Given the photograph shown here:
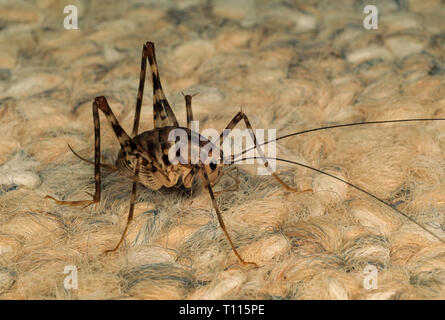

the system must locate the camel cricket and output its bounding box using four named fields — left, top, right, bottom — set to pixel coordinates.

left=46, top=41, right=445, bottom=266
